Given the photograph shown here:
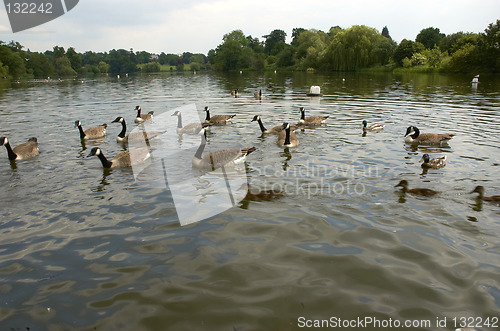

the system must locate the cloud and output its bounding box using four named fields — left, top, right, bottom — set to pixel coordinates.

left=0, top=0, right=499, bottom=54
